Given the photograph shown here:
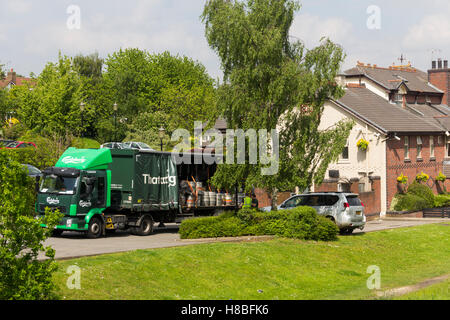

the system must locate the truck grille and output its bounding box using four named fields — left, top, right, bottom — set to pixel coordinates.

left=39, top=204, right=67, bottom=214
